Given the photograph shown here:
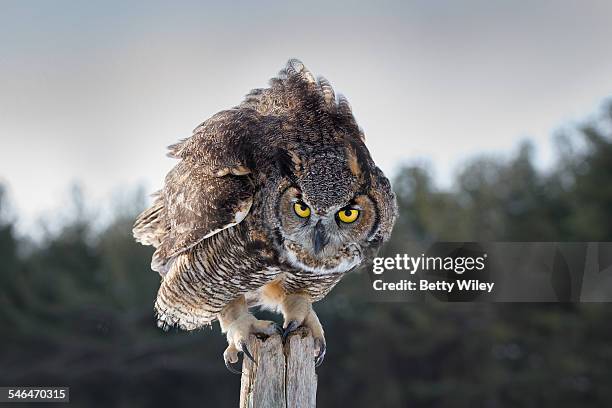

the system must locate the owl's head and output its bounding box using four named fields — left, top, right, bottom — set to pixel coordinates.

left=253, top=59, right=397, bottom=274
left=270, top=144, right=397, bottom=275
